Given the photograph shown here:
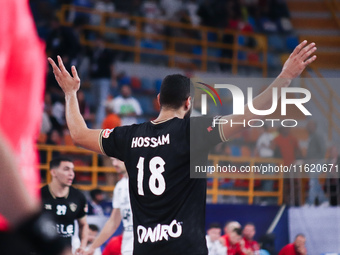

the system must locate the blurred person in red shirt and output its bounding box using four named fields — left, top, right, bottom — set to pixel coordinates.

left=272, top=127, right=302, bottom=166
left=102, top=235, right=123, bottom=255
left=221, top=227, right=245, bottom=255
left=242, top=223, right=260, bottom=255
left=0, top=0, right=72, bottom=254
left=279, top=234, right=307, bottom=255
